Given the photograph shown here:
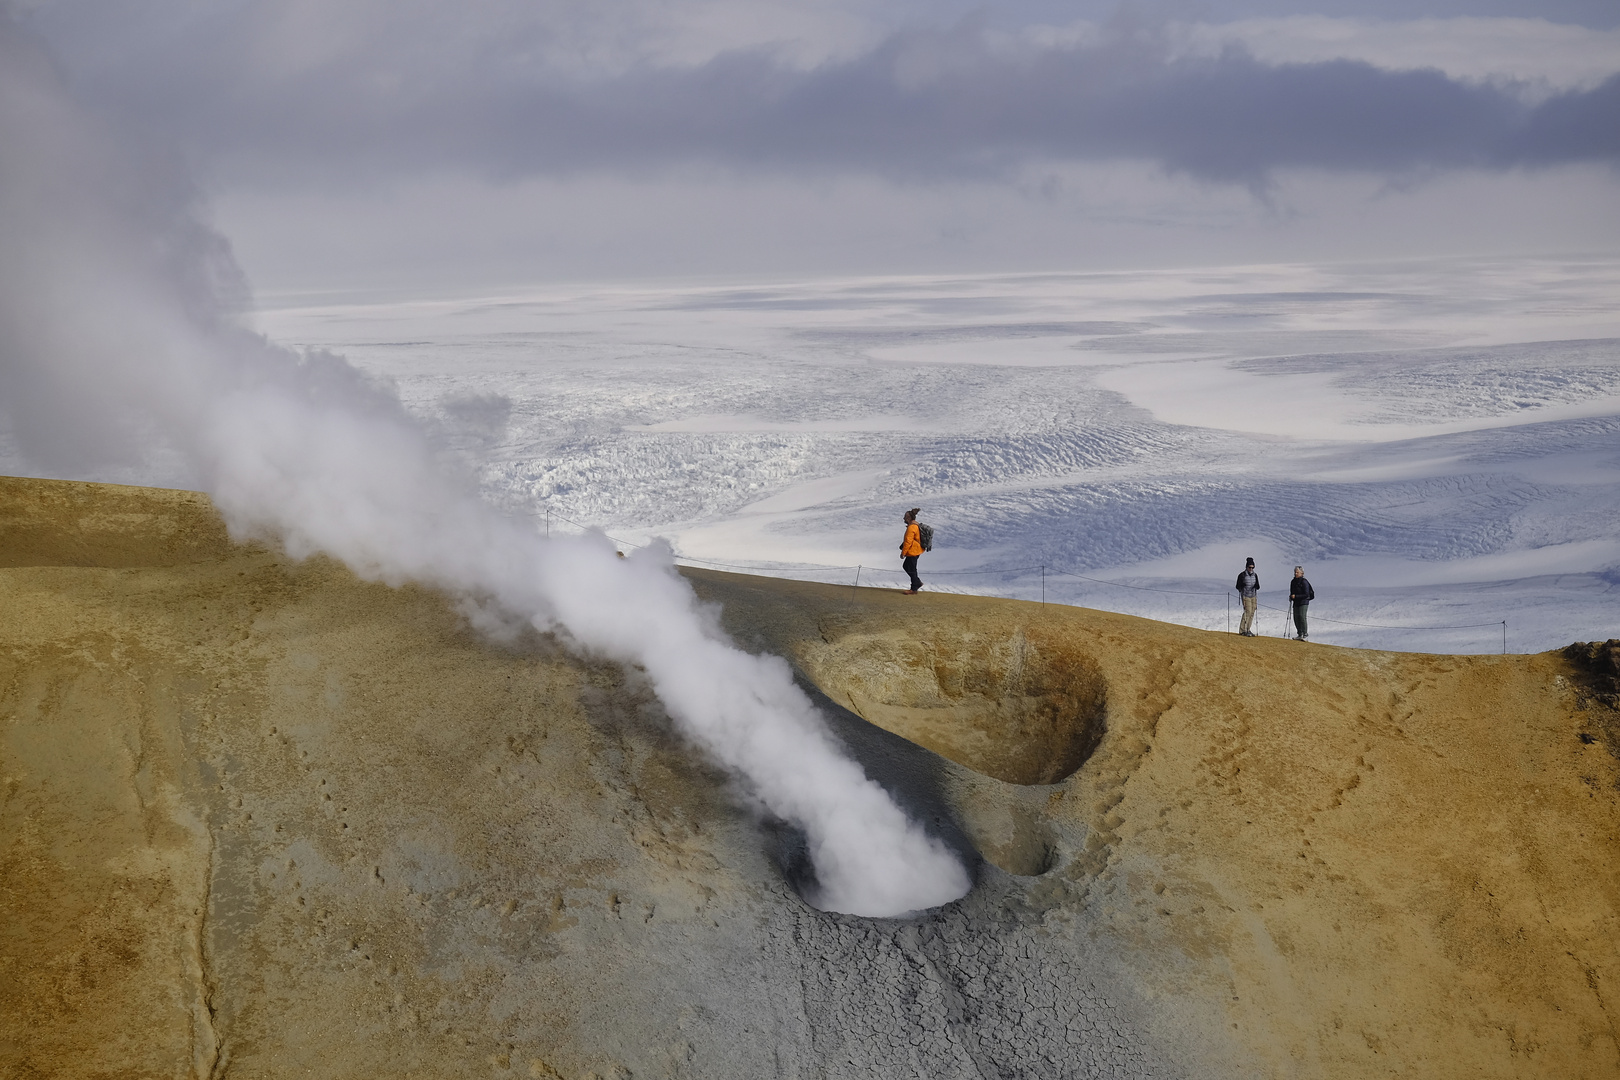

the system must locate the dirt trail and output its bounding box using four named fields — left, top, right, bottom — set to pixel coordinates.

left=3, top=476, right=1617, bottom=1079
